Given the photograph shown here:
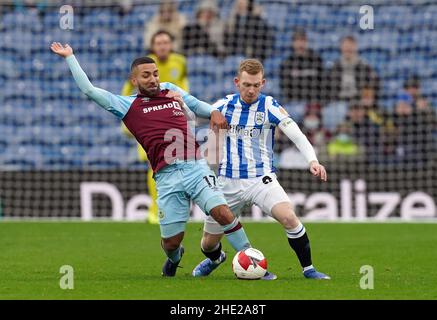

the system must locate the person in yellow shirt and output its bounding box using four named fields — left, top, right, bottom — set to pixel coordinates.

left=121, top=29, right=189, bottom=224
left=122, top=30, right=189, bottom=94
